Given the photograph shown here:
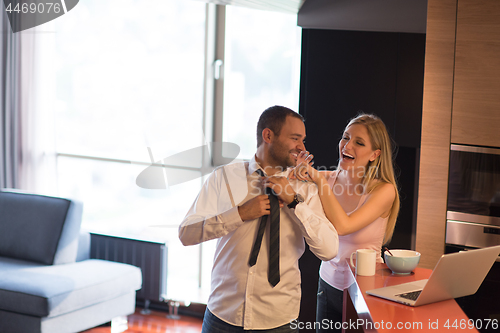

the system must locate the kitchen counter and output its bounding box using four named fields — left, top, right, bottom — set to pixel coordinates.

left=343, top=262, right=480, bottom=332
